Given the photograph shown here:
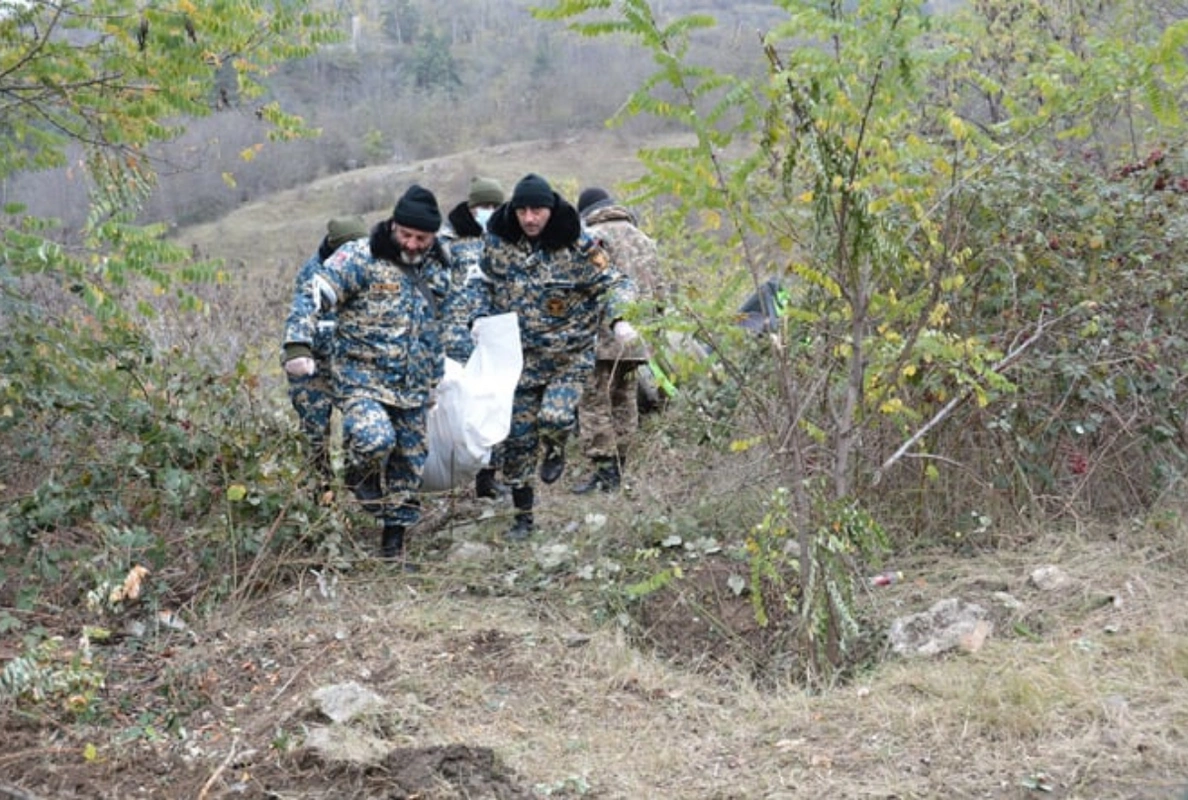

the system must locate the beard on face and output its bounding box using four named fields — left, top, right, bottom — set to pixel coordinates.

left=399, top=248, right=425, bottom=266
